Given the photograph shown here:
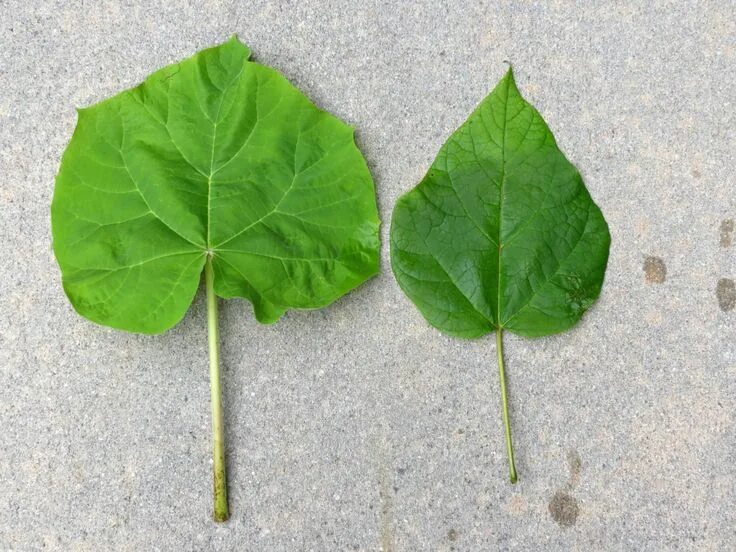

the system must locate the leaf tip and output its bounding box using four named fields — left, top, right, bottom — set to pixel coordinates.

left=503, top=62, right=515, bottom=80
left=226, top=34, right=252, bottom=59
